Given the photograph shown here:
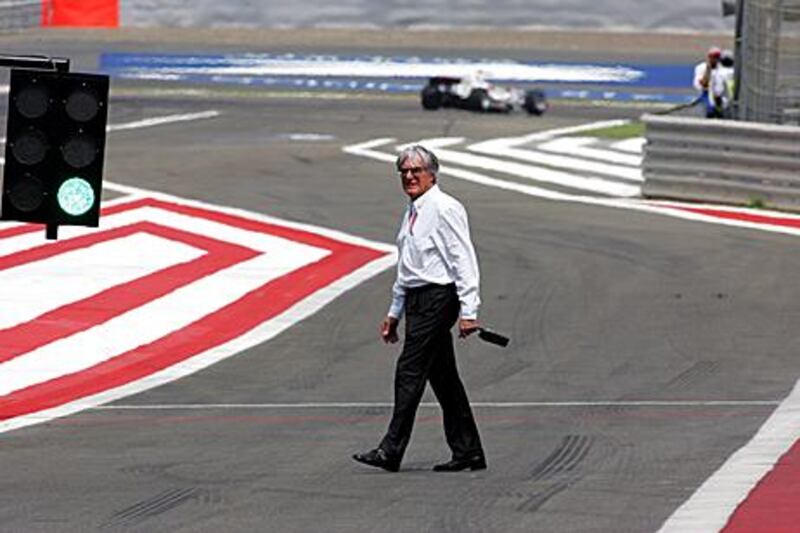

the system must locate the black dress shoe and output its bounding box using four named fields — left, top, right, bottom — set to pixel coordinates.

left=433, top=454, right=487, bottom=472
left=352, top=448, right=400, bottom=472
